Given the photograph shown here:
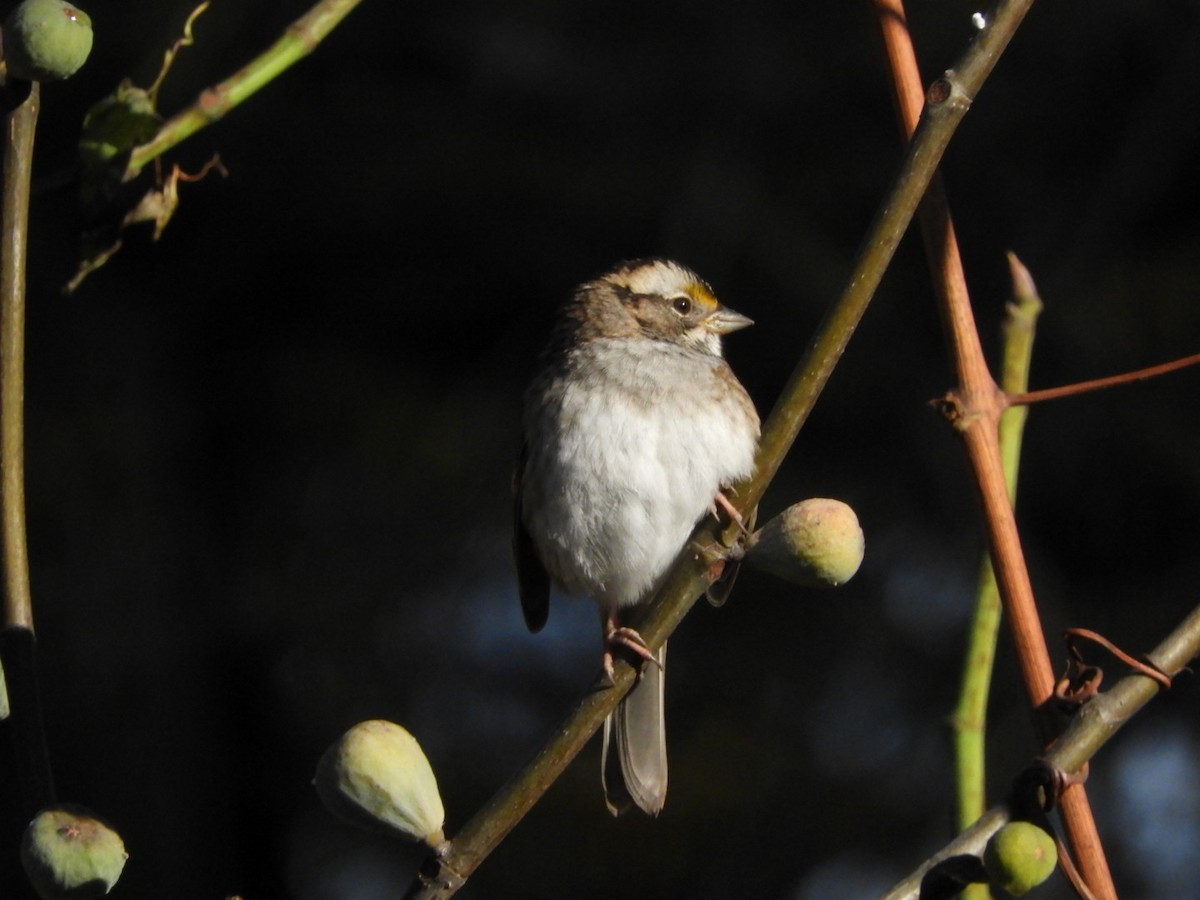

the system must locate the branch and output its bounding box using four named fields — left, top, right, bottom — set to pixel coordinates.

left=404, top=2, right=1040, bottom=896
left=1, top=78, right=56, bottom=835
left=1007, top=351, right=1200, bottom=406
left=869, top=0, right=1115, bottom=893
left=742, top=0, right=1035, bottom=512
left=882, top=600, right=1200, bottom=899
left=123, top=0, right=368, bottom=179
left=1, top=82, right=37, bottom=633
